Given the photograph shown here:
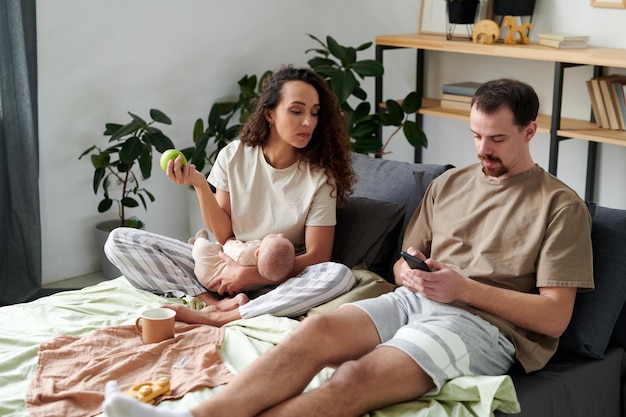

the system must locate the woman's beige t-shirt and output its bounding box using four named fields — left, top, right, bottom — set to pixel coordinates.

left=208, top=140, right=336, bottom=254
left=403, top=163, right=594, bottom=372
